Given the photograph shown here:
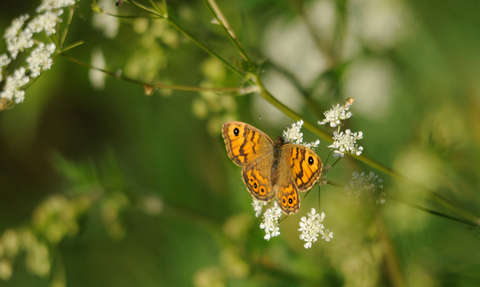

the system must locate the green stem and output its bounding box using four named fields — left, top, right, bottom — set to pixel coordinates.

left=59, top=6, right=75, bottom=50
left=390, top=197, right=476, bottom=227
left=126, top=0, right=164, bottom=17
left=60, top=53, right=243, bottom=93
left=166, top=17, right=246, bottom=78
left=202, top=0, right=252, bottom=65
